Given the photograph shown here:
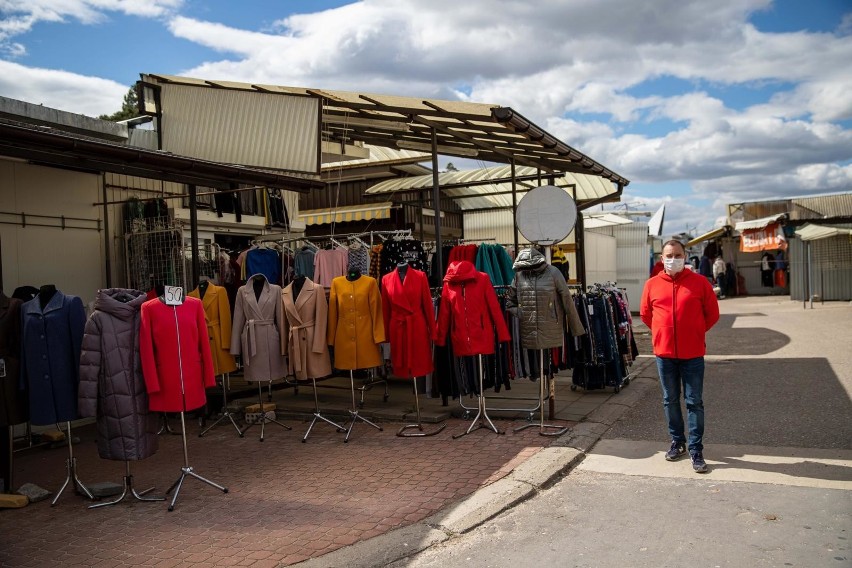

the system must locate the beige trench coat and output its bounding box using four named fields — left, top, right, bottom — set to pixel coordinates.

left=230, top=276, right=287, bottom=382
left=281, top=278, right=332, bottom=380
